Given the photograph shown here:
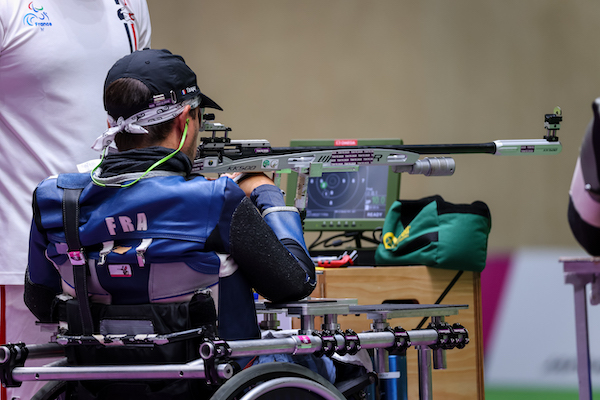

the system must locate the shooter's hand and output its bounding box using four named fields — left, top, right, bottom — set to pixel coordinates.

left=222, top=172, right=275, bottom=197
